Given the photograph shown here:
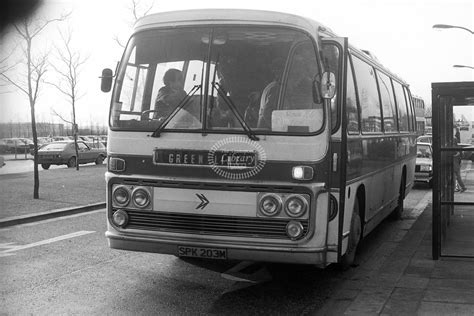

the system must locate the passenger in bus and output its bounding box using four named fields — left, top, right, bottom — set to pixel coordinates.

left=154, top=68, right=187, bottom=120
left=257, top=57, right=284, bottom=129
left=283, top=47, right=319, bottom=111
